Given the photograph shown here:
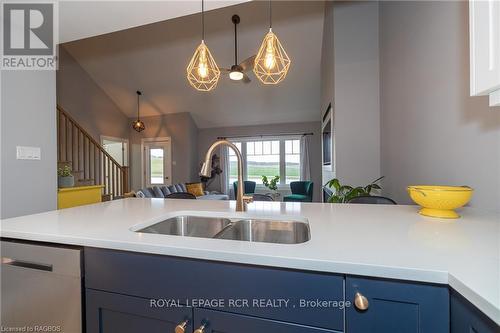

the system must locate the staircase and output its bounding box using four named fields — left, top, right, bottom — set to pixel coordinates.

left=57, top=106, right=129, bottom=200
